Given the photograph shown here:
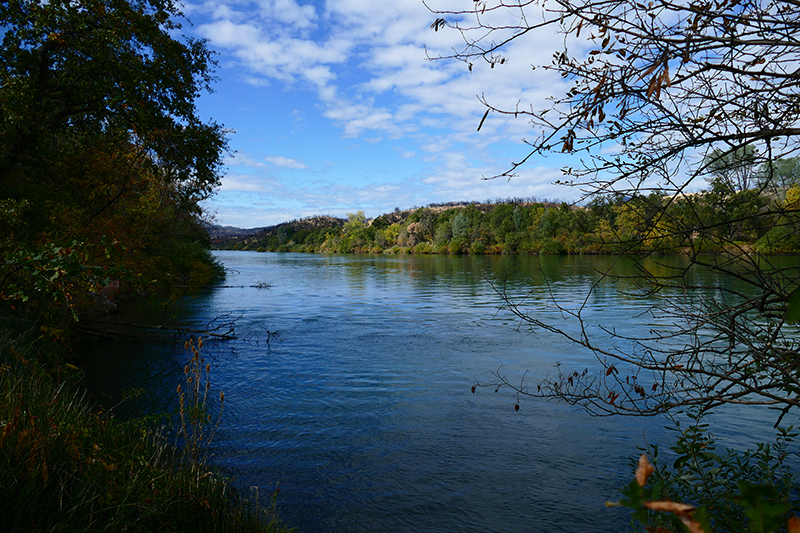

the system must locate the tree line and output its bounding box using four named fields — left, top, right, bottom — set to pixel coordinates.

left=224, top=172, right=800, bottom=257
